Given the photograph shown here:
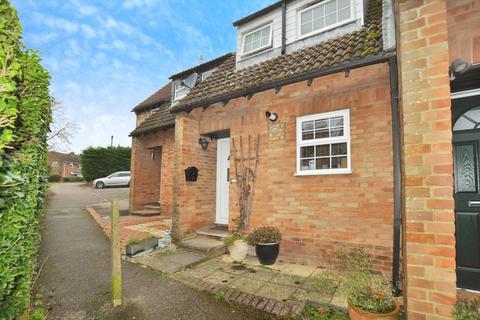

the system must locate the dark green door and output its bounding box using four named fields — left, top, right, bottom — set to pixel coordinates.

left=453, top=96, right=480, bottom=291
